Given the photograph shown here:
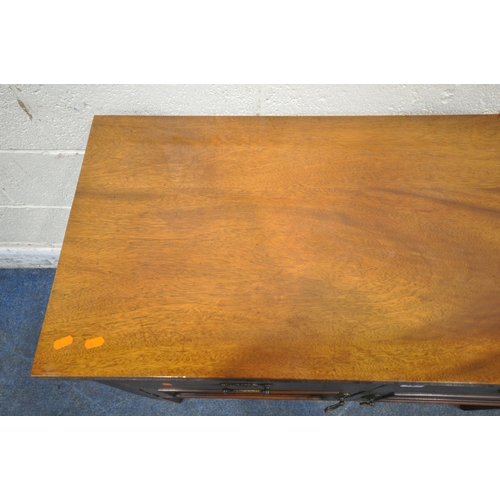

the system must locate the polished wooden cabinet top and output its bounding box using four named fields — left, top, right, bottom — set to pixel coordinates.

left=32, top=115, right=500, bottom=384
